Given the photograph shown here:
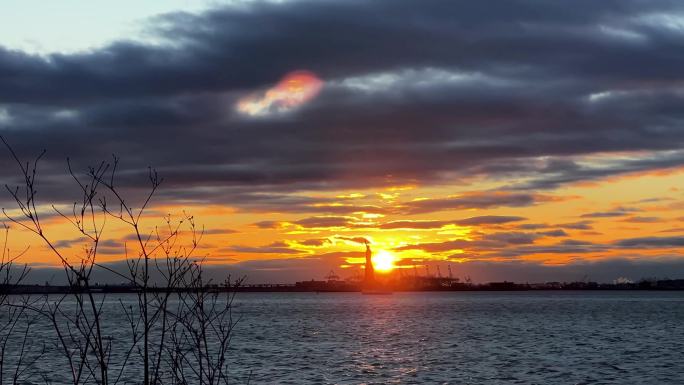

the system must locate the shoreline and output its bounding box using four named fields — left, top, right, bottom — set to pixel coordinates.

left=3, top=278, right=684, bottom=294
